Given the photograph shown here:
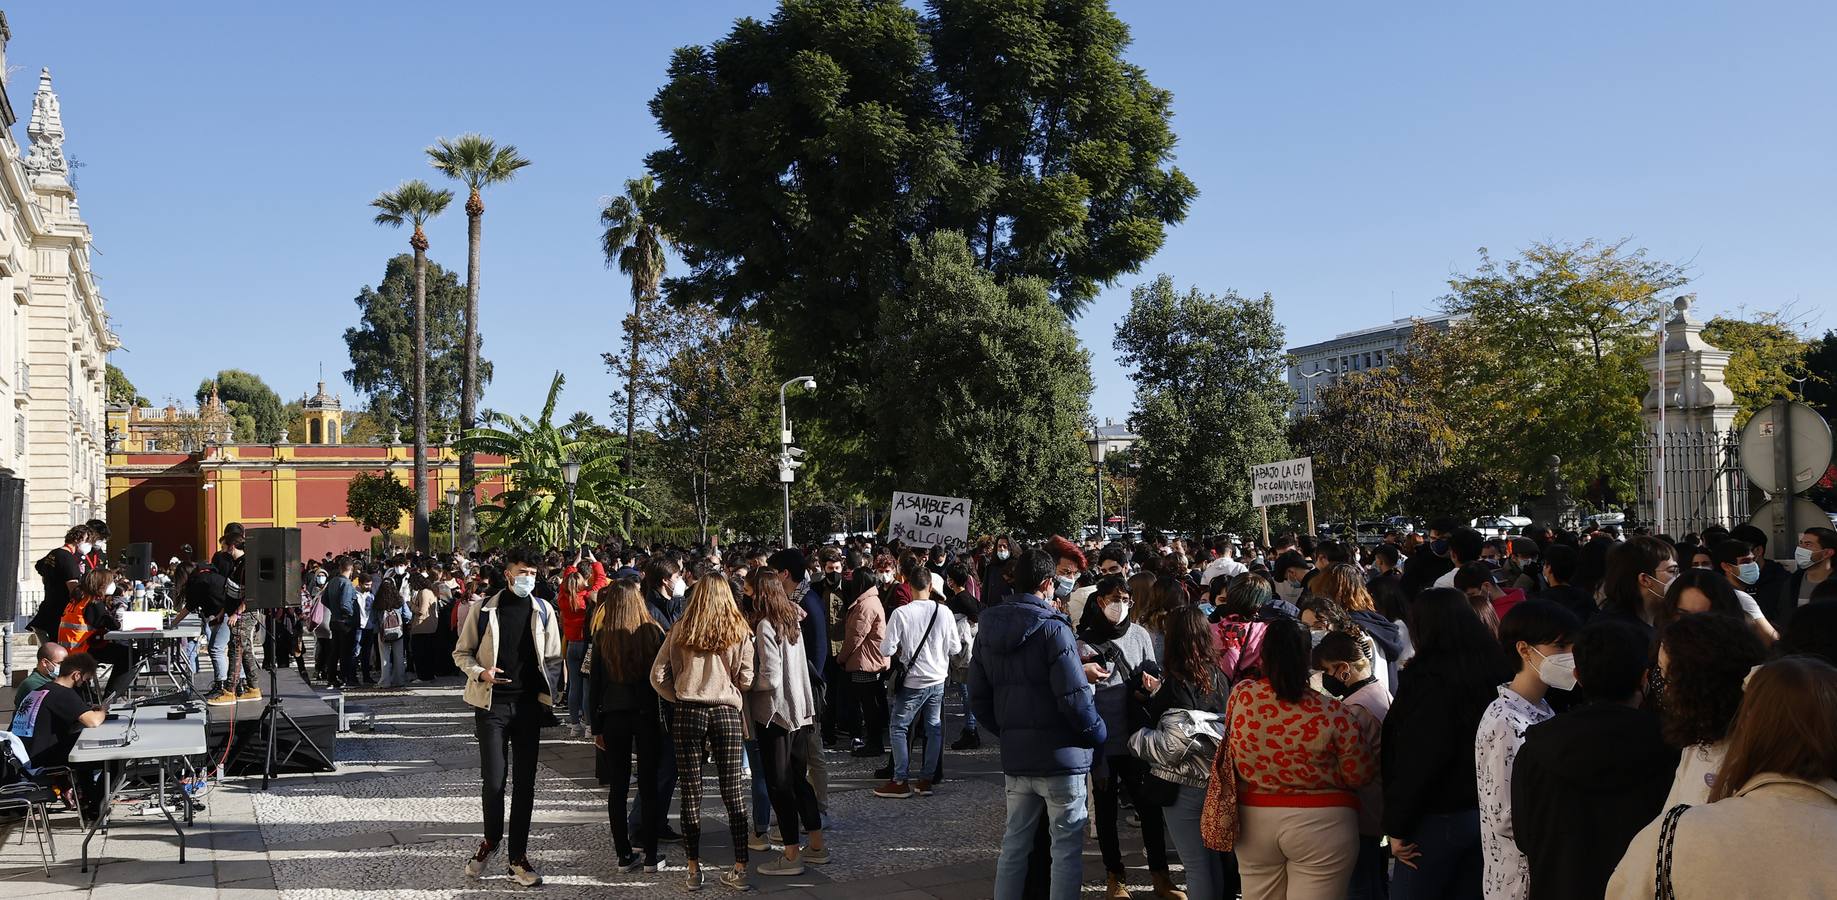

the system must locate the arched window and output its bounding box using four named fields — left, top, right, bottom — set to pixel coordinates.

left=309, top=419, right=322, bottom=444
